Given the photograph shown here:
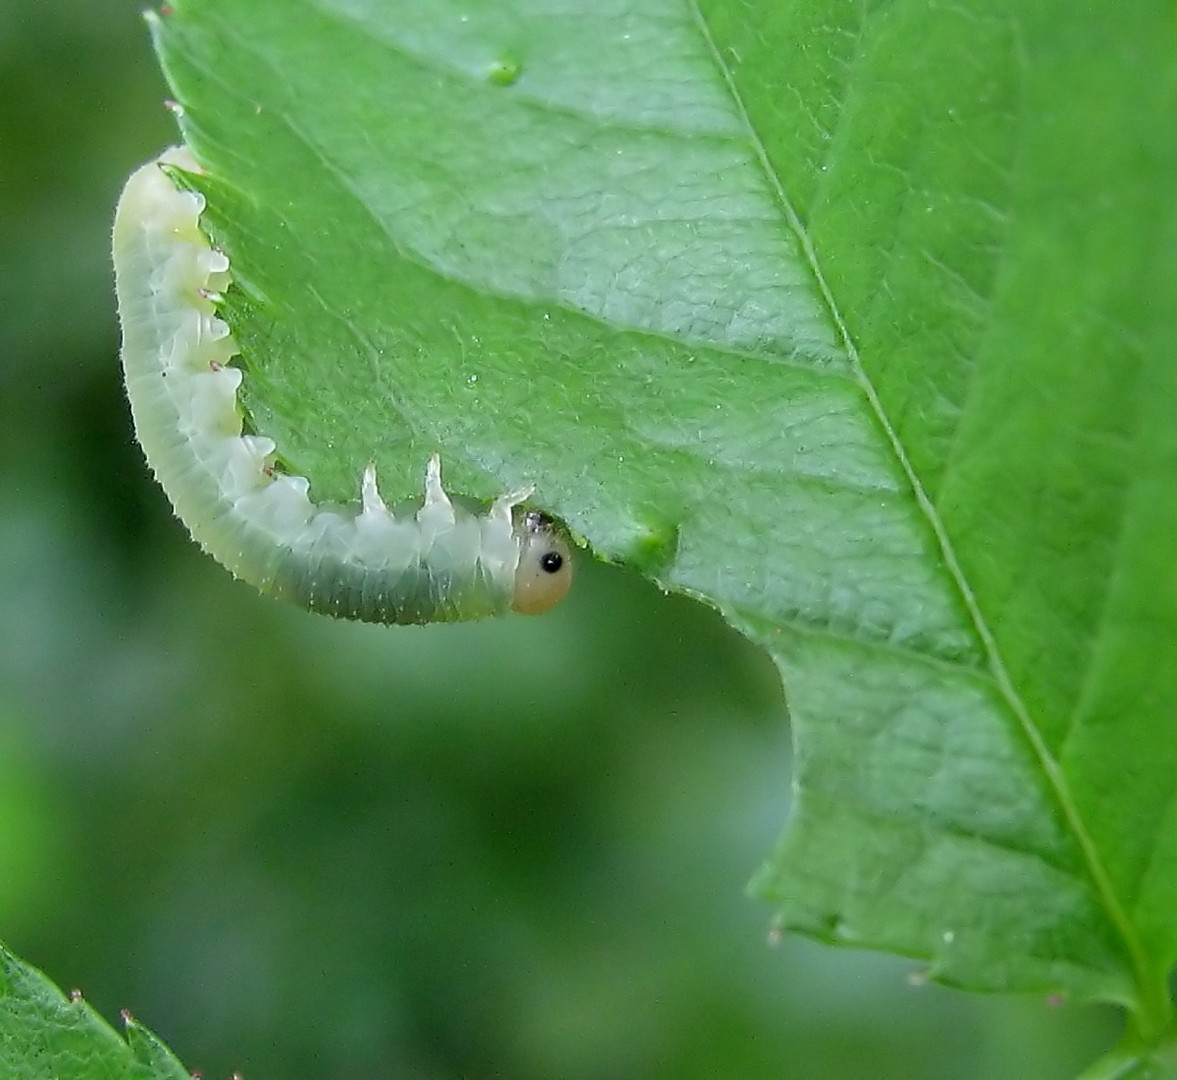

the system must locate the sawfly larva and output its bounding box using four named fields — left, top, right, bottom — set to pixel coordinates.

left=112, top=147, right=573, bottom=624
